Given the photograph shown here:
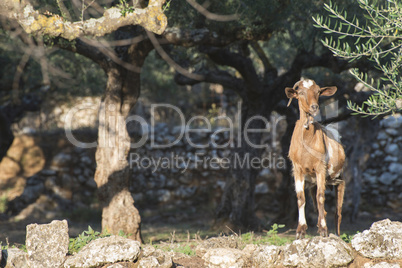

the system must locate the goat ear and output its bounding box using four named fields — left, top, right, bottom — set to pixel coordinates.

left=285, top=87, right=298, bottom=99
left=320, top=86, right=337, bottom=96
left=285, top=87, right=298, bottom=107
